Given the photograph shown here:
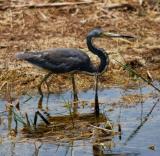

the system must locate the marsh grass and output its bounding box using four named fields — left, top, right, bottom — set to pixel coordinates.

left=0, top=0, right=160, bottom=97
